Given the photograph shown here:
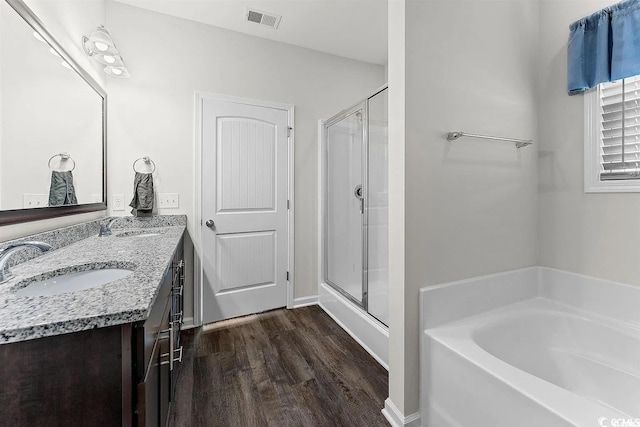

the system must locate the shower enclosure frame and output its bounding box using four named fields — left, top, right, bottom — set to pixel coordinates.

left=319, top=84, right=388, bottom=318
